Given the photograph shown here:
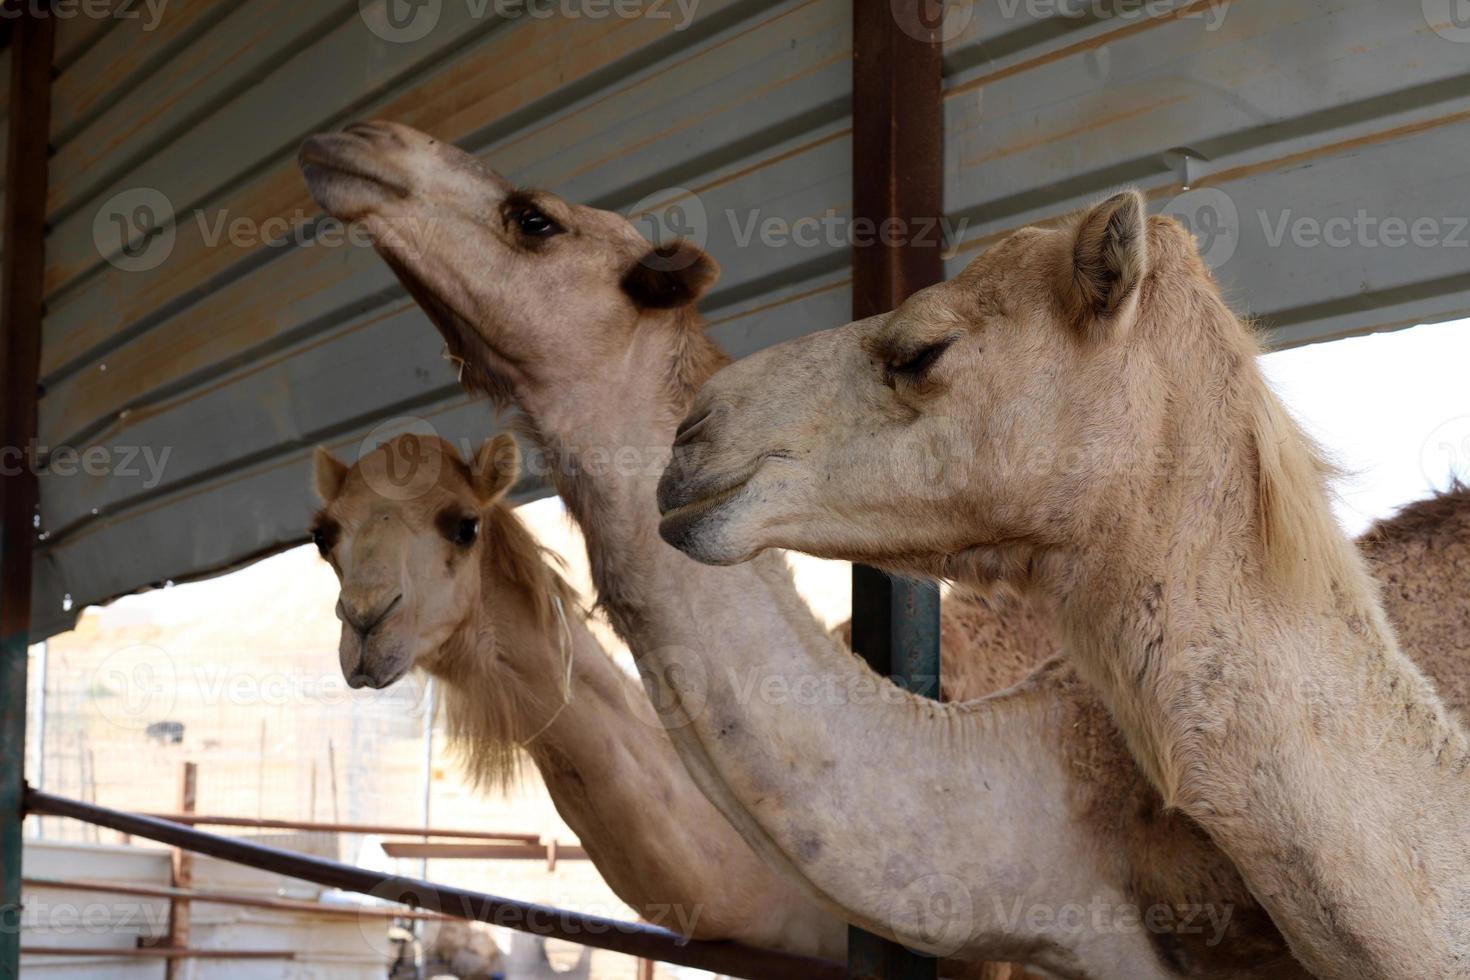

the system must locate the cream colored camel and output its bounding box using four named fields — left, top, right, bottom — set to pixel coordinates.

left=658, top=191, right=1470, bottom=977
left=308, top=431, right=845, bottom=960
left=298, top=122, right=1469, bottom=976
